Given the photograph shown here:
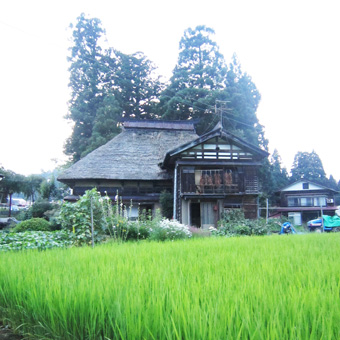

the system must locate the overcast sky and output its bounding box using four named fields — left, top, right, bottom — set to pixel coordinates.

left=1, top=0, right=339, bottom=181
